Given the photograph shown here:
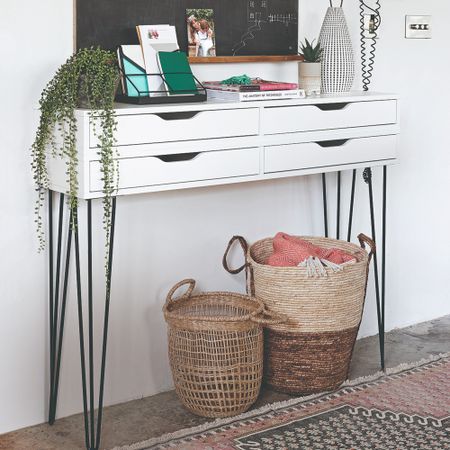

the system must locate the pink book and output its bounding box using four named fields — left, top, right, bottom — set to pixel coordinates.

left=253, top=79, right=298, bottom=91
left=203, top=79, right=298, bottom=92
